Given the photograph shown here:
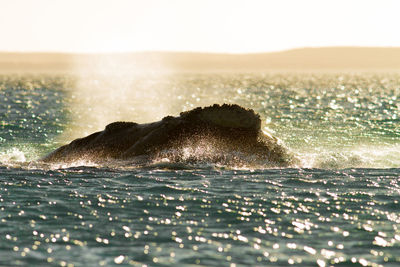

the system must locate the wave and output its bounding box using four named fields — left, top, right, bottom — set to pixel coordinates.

left=2, top=143, right=400, bottom=170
